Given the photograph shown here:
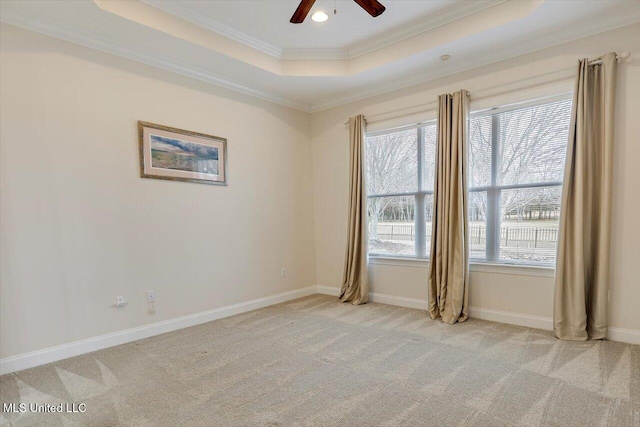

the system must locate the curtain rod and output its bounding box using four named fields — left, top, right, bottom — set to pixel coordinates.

left=343, top=52, right=631, bottom=126
left=588, top=51, right=631, bottom=66
left=343, top=92, right=470, bottom=126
